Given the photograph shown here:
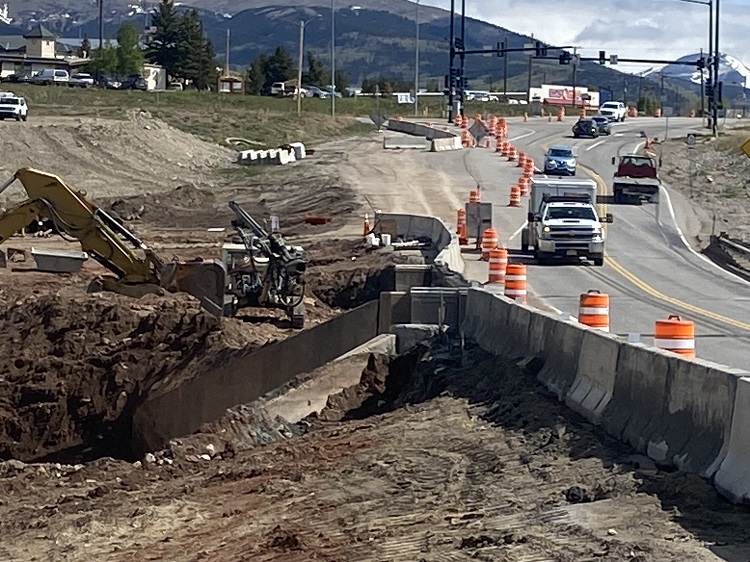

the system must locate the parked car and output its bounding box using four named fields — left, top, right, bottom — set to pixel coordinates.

left=591, top=115, right=612, bottom=135
left=97, top=75, right=122, bottom=89
left=324, top=85, right=343, bottom=98
left=1, top=72, right=32, bottom=83
left=543, top=145, right=577, bottom=176
left=120, top=74, right=147, bottom=91
left=270, top=81, right=286, bottom=96
left=31, top=68, right=69, bottom=85
left=68, top=73, right=94, bottom=88
left=572, top=118, right=600, bottom=138
left=303, top=85, right=328, bottom=98
left=0, top=95, right=28, bottom=121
